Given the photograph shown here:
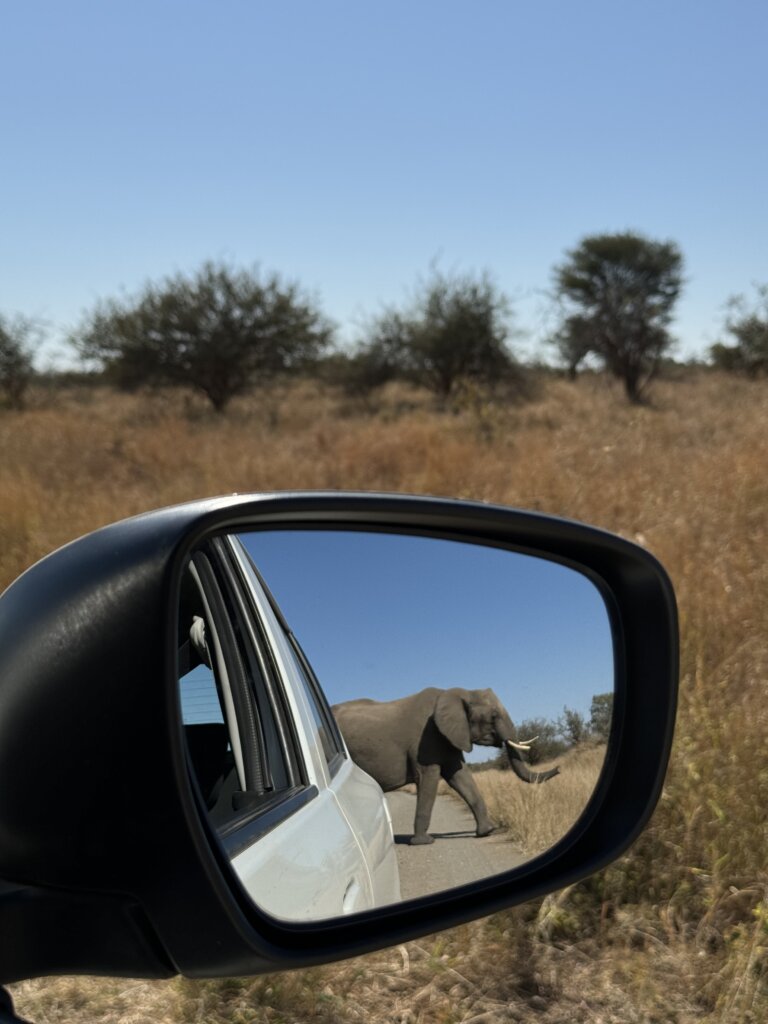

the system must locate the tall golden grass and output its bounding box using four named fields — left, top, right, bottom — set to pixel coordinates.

left=5, top=370, right=768, bottom=1022
left=475, top=745, right=605, bottom=859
